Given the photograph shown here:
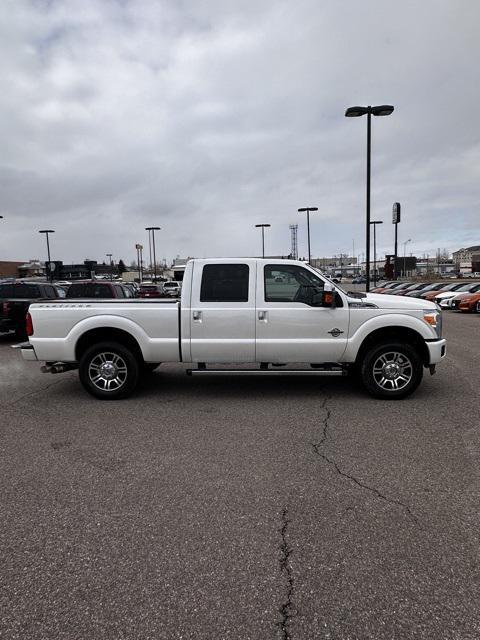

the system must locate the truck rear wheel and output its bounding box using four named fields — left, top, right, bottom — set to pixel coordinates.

left=79, top=341, right=140, bottom=400
left=360, top=342, right=423, bottom=399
